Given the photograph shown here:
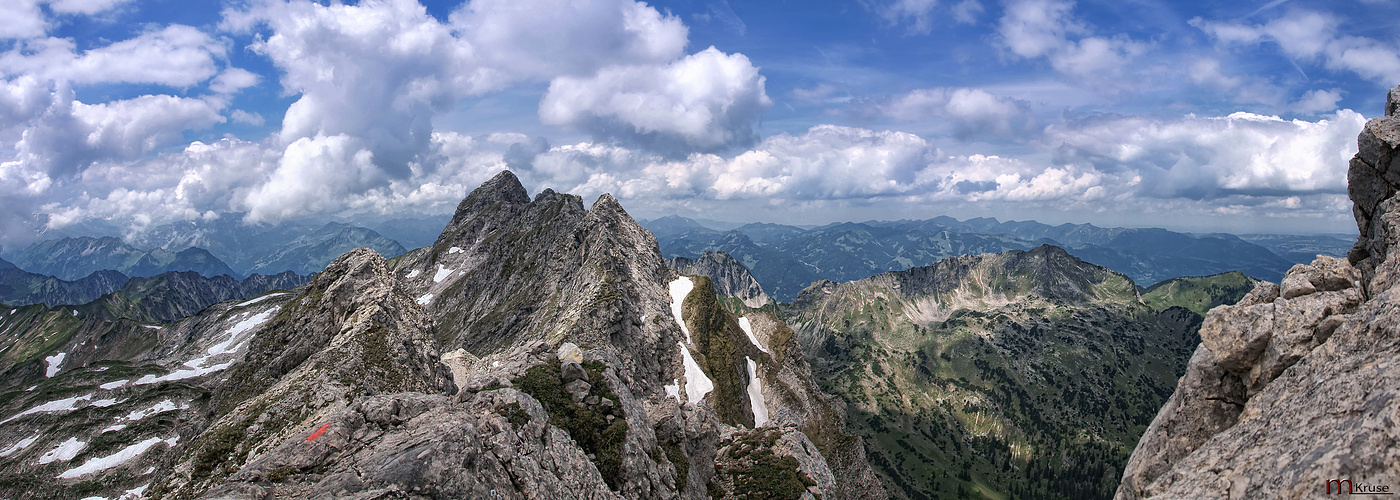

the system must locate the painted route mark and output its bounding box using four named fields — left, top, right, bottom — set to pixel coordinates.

left=307, top=422, right=332, bottom=442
